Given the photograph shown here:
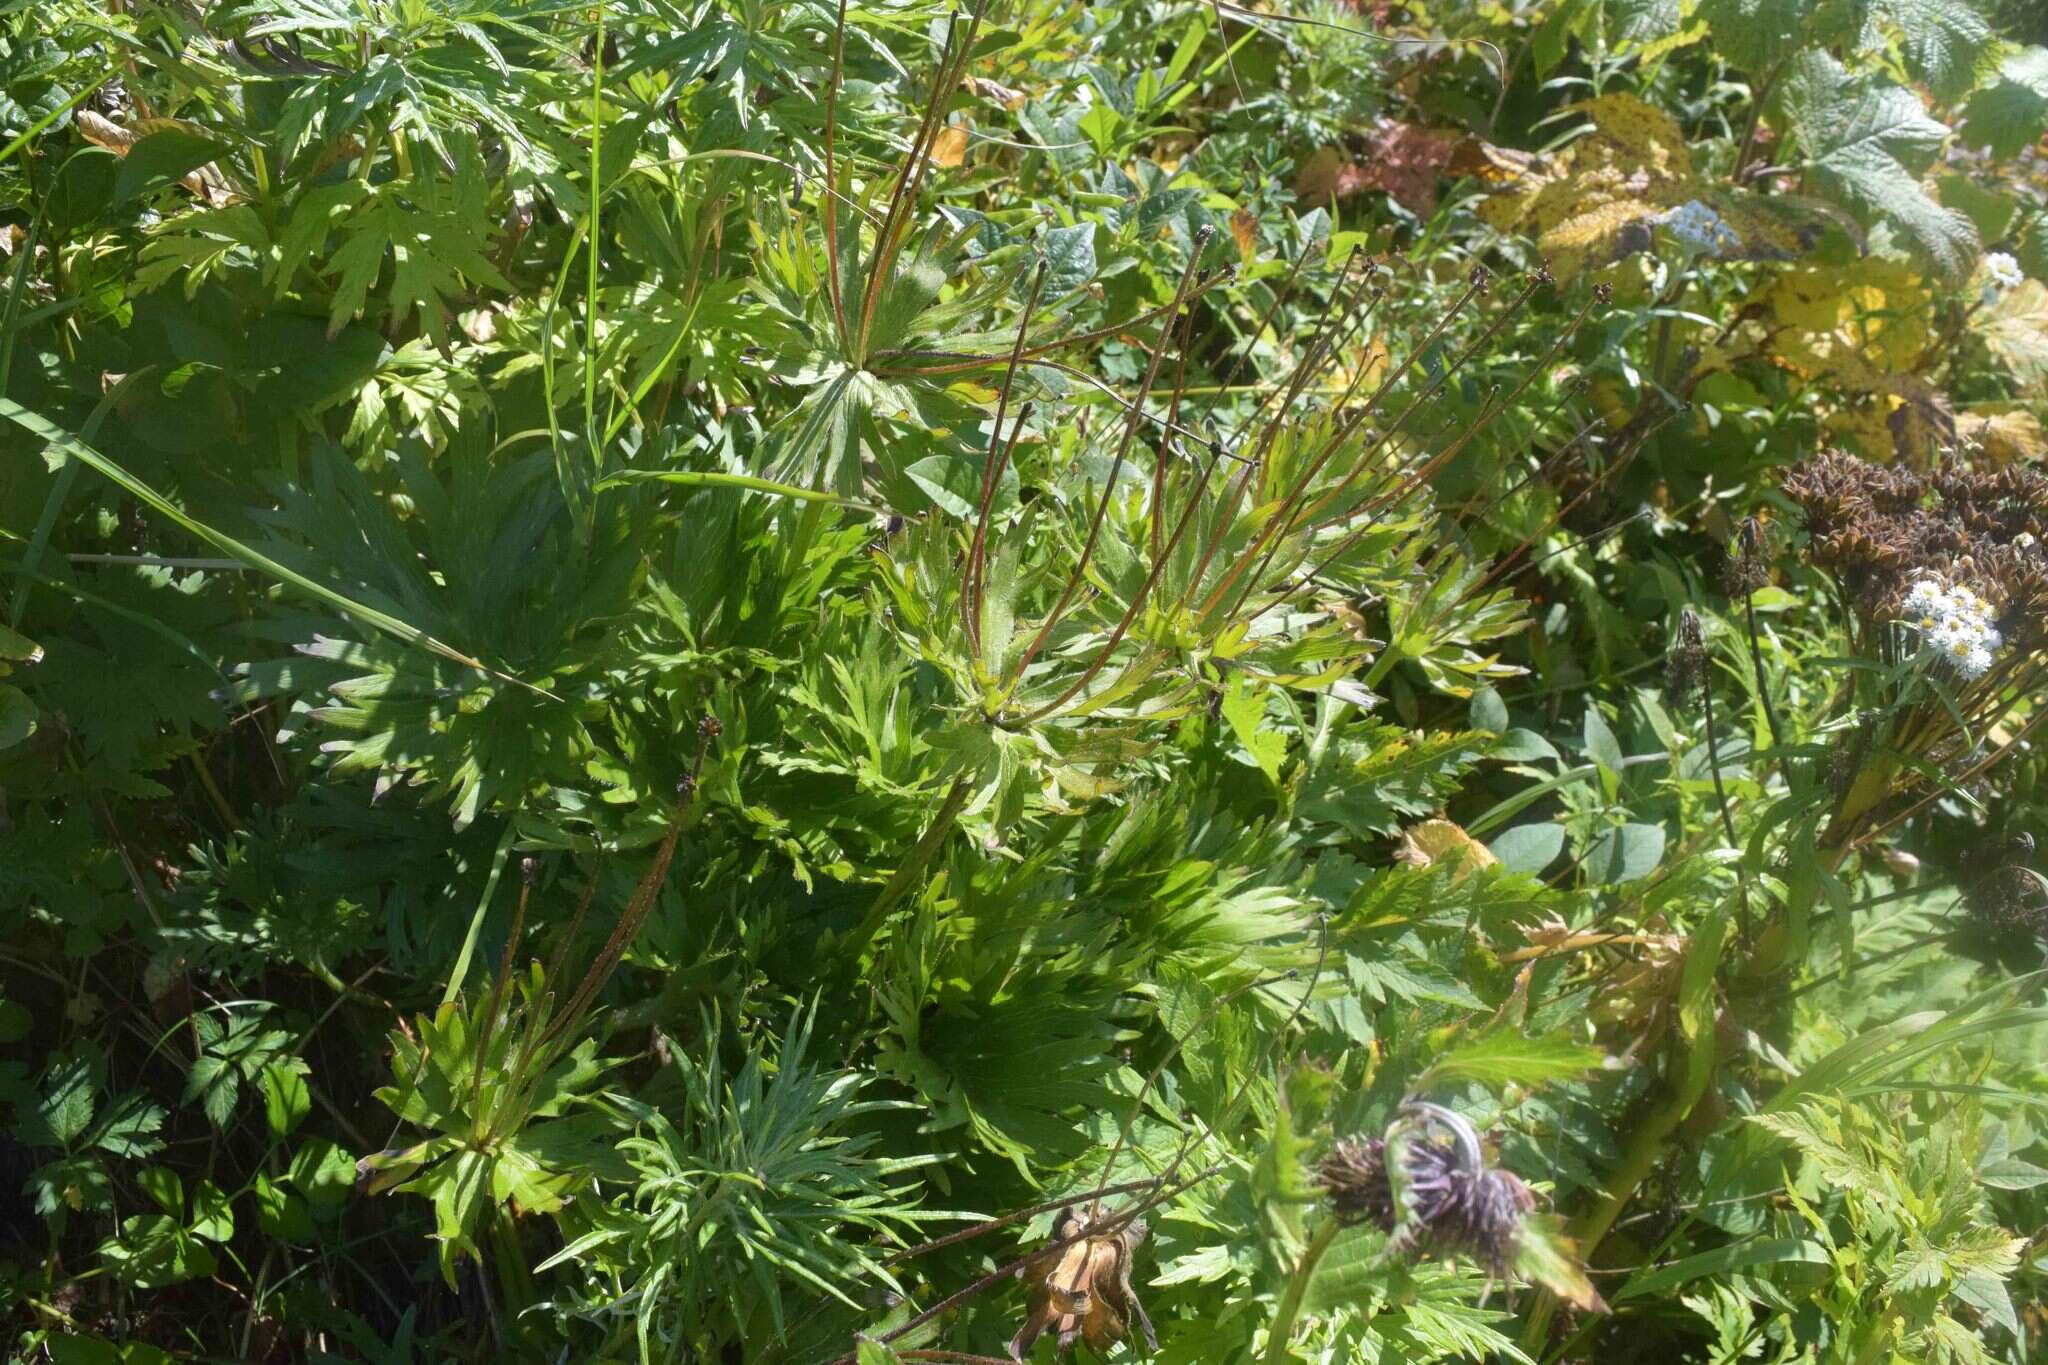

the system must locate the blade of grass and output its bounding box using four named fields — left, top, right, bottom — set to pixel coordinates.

left=595, top=469, right=883, bottom=512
